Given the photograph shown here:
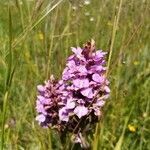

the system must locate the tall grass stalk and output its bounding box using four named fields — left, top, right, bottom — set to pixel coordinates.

left=46, top=6, right=59, bottom=78
left=114, top=104, right=134, bottom=150
left=1, top=92, right=8, bottom=150
left=11, top=0, right=64, bottom=50
left=1, top=6, right=13, bottom=150
left=106, top=0, right=123, bottom=76
left=93, top=0, right=123, bottom=149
